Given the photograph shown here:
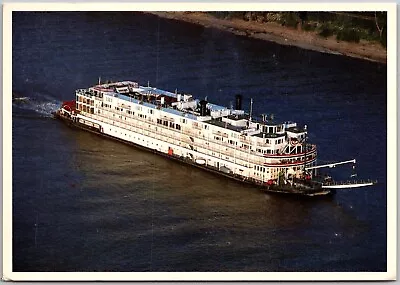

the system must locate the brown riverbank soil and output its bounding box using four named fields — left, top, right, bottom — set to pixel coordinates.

left=146, top=12, right=386, bottom=64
